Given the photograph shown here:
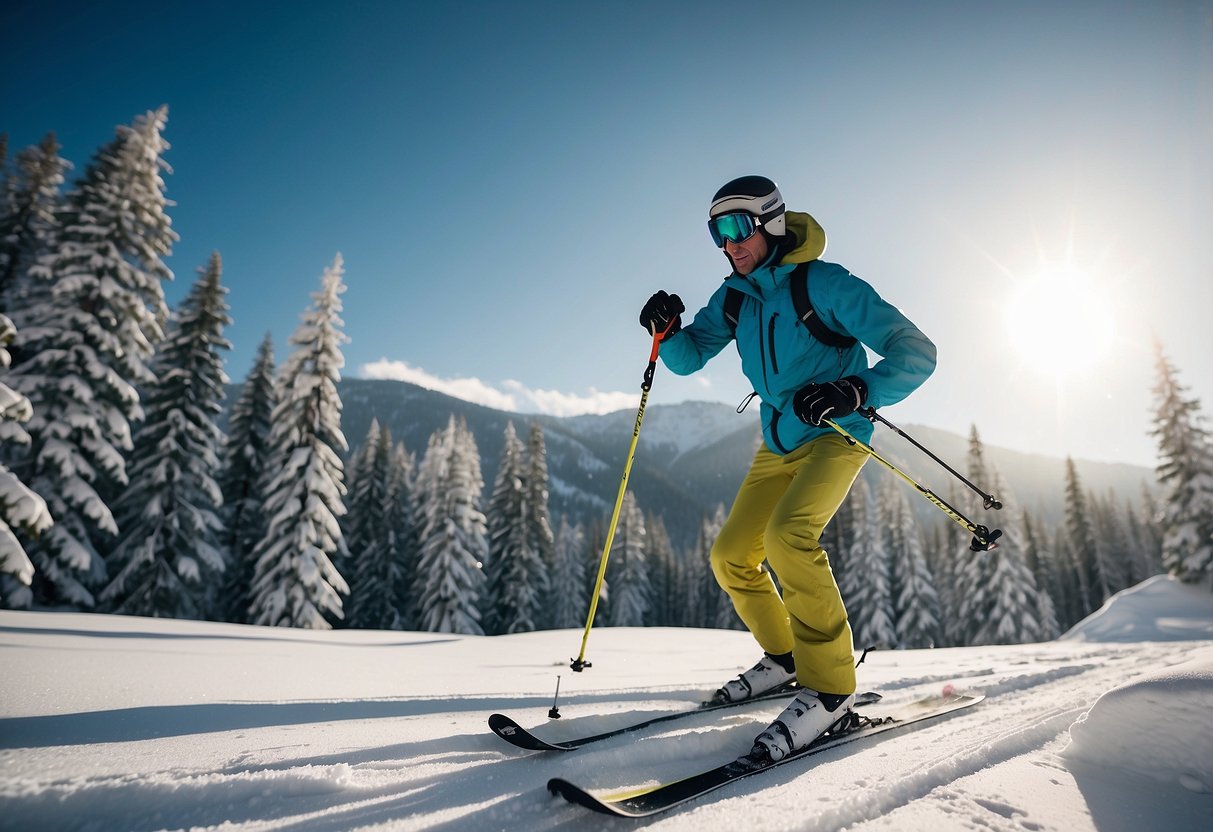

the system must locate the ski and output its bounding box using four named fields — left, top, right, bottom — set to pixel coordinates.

left=490, top=689, right=881, bottom=752
left=547, top=690, right=983, bottom=817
